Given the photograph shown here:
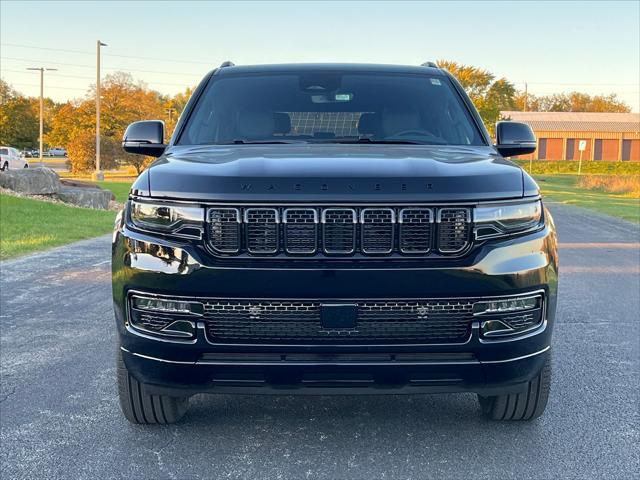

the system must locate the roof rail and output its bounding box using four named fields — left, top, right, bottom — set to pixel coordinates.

left=219, top=61, right=235, bottom=68
left=421, top=61, right=438, bottom=68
